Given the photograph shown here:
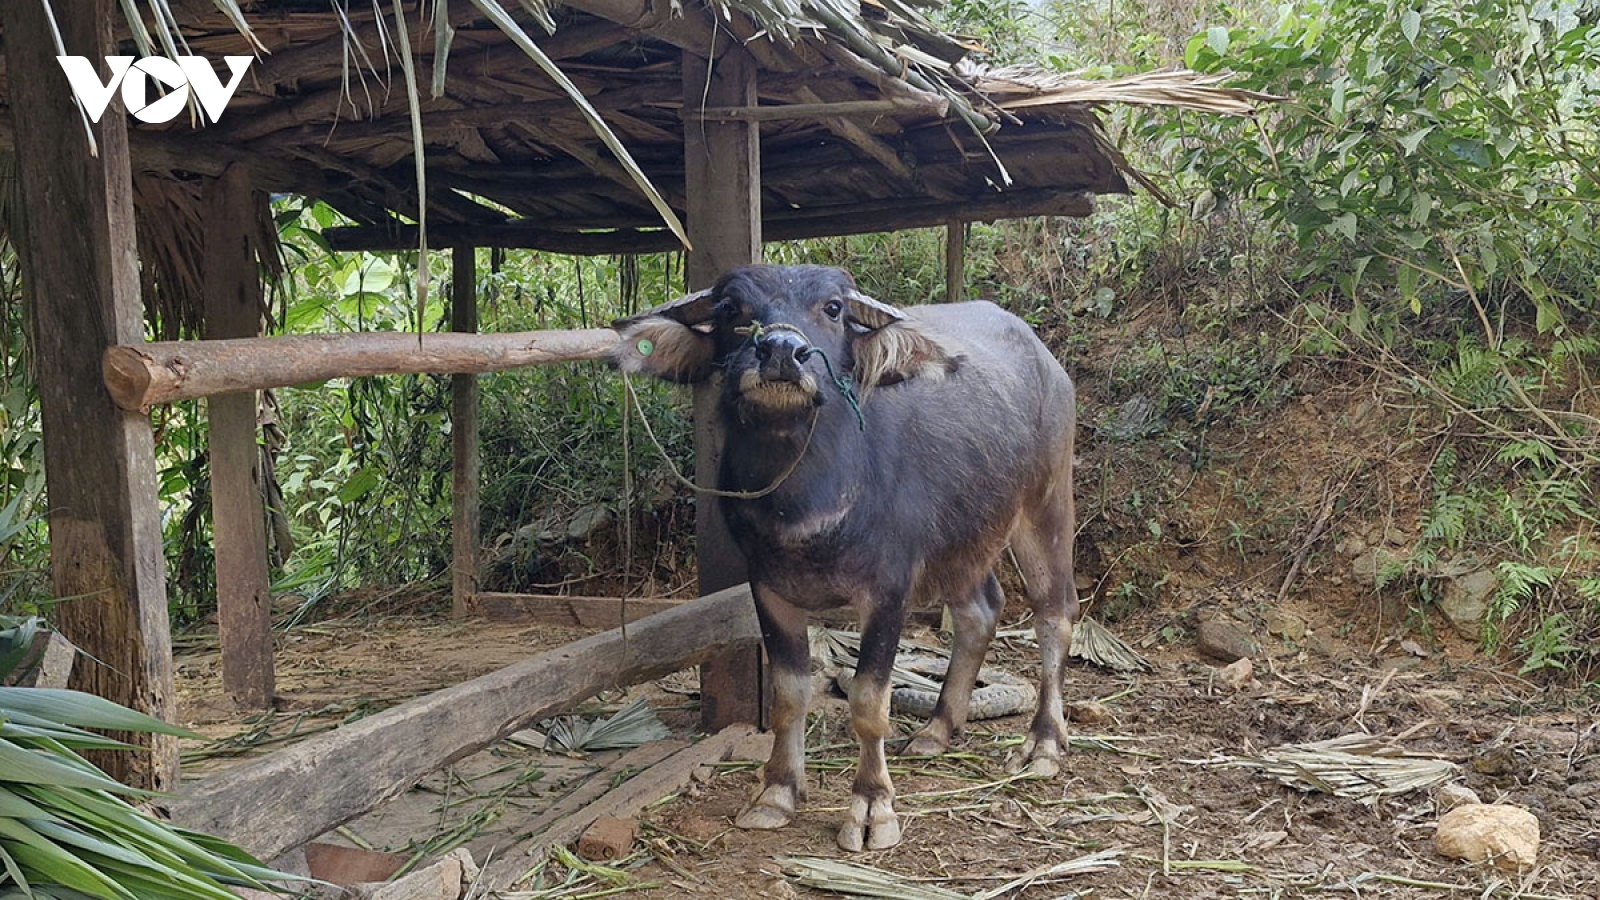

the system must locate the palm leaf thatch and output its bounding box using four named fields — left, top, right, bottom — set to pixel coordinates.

left=1192, top=733, right=1459, bottom=803
left=0, top=1, right=1272, bottom=336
